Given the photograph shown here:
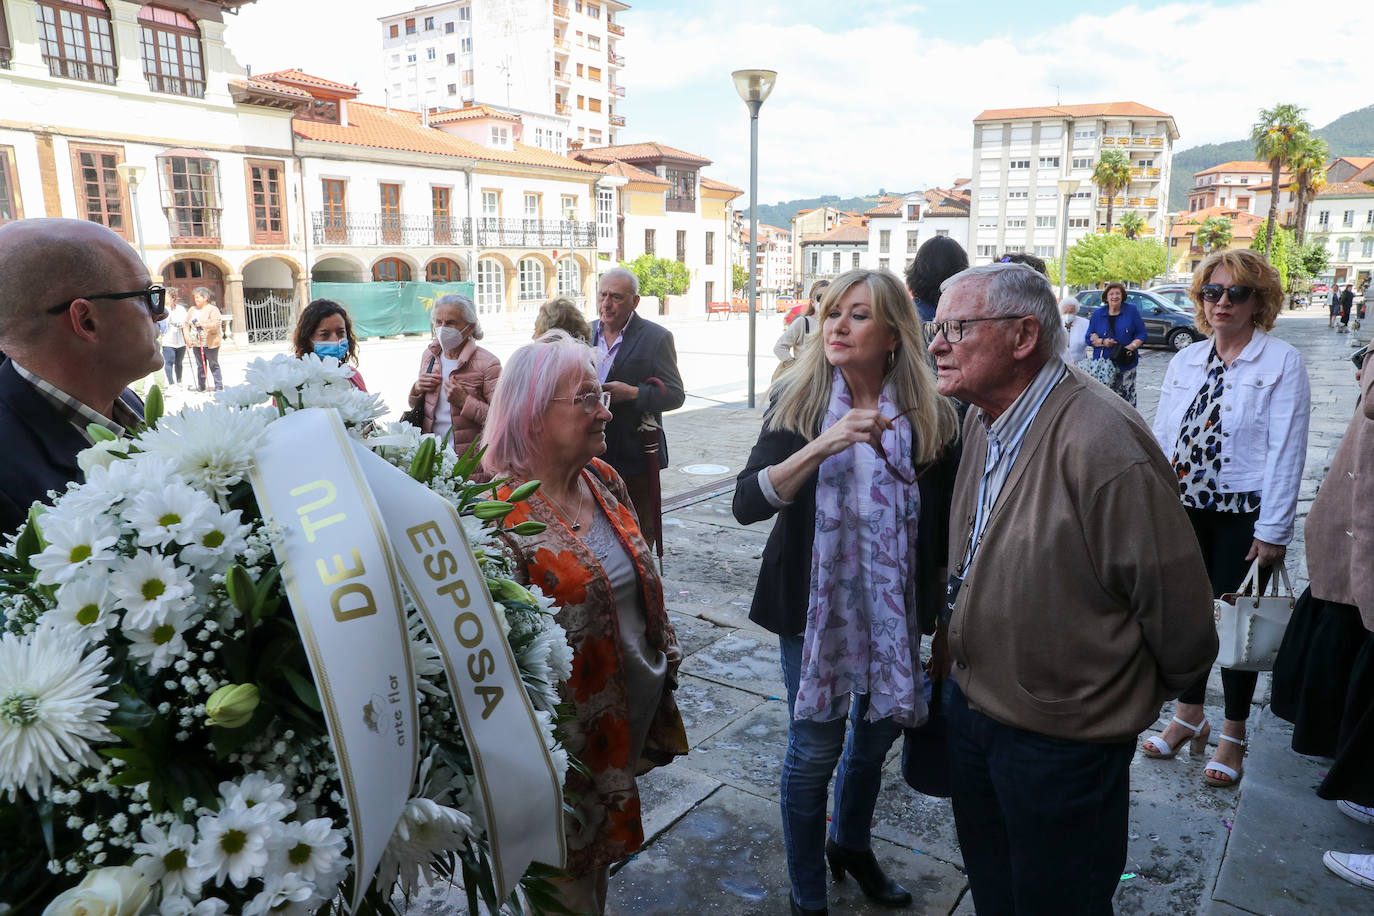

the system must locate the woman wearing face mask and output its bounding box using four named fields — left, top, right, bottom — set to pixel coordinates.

left=291, top=299, right=366, bottom=391
left=407, top=293, right=501, bottom=456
